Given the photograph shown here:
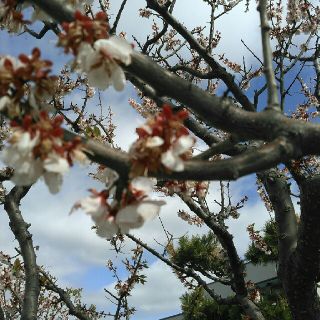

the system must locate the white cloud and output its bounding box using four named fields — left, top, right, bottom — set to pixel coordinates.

left=88, top=259, right=185, bottom=319
left=129, top=260, right=185, bottom=314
